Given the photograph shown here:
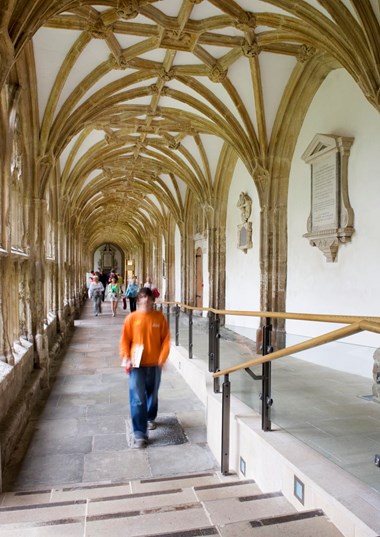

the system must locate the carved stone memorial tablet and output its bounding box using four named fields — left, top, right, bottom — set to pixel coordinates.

left=237, top=192, right=253, bottom=253
left=302, top=134, right=354, bottom=262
